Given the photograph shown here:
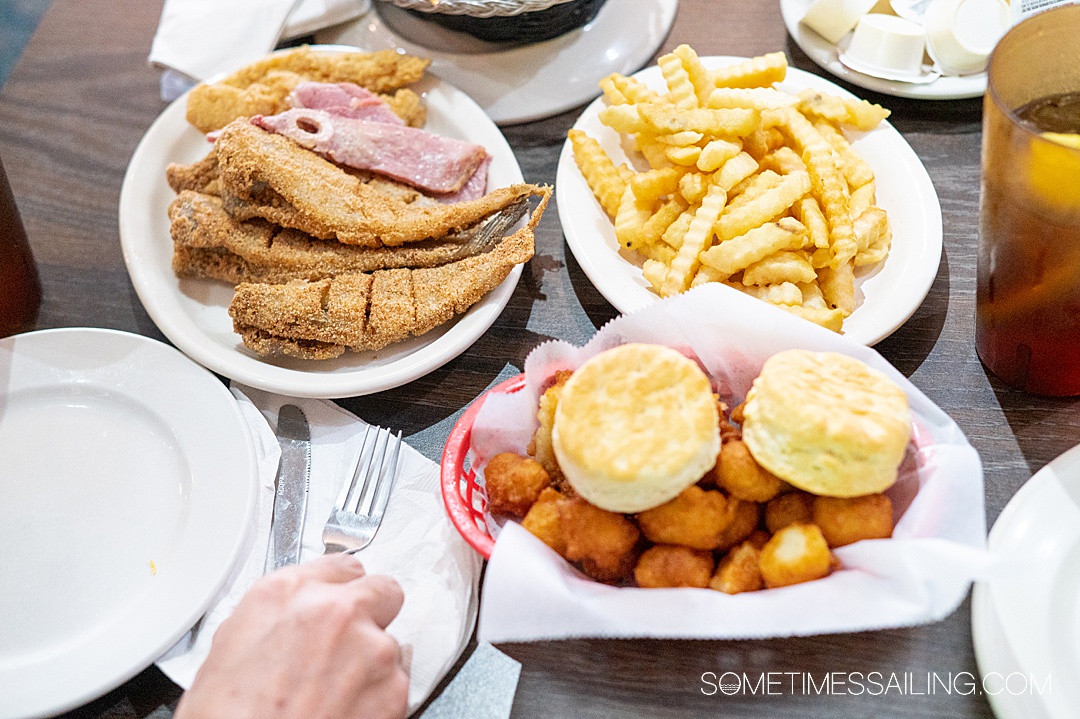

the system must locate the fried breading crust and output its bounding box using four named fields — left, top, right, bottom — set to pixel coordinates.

left=215, top=120, right=542, bottom=247
left=185, top=47, right=430, bottom=133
